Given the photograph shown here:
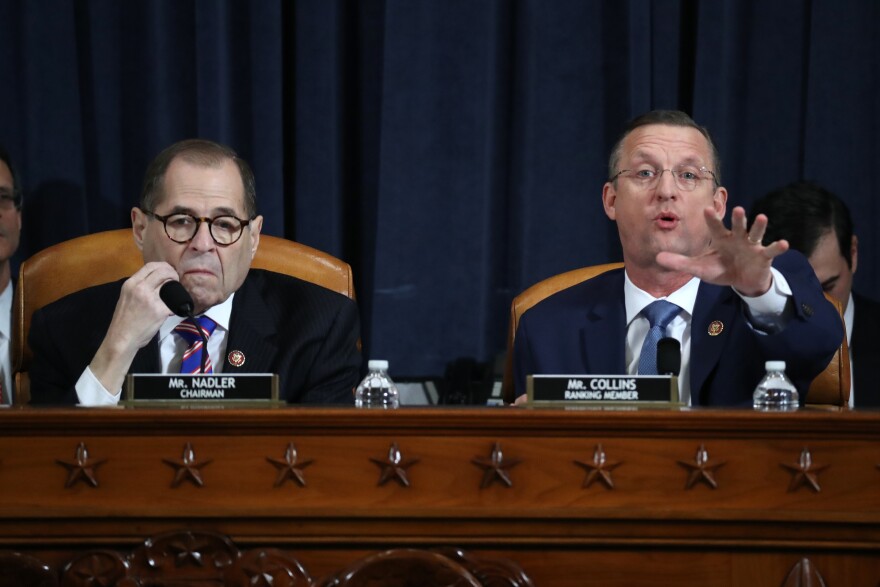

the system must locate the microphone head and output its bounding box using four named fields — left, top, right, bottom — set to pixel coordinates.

left=159, top=281, right=194, bottom=317
left=657, top=337, right=681, bottom=376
